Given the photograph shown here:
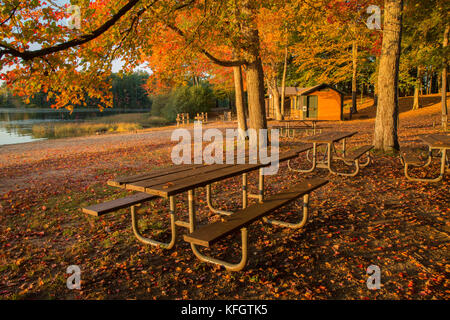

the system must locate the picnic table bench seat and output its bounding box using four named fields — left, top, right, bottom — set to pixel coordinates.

left=184, top=177, right=328, bottom=270
left=83, top=192, right=178, bottom=249
left=82, top=192, right=157, bottom=216
left=400, top=134, right=449, bottom=182
left=330, top=144, right=373, bottom=177
left=400, top=150, right=423, bottom=165
left=343, top=145, right=374, bottom=162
